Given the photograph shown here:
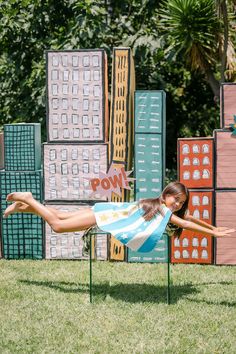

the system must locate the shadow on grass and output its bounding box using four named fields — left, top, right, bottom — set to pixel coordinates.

left=185, top=297, right=236, bottom=308
left=182, top=280, right=236, bottom=307
left=19, top=279, right=202, bottom=304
